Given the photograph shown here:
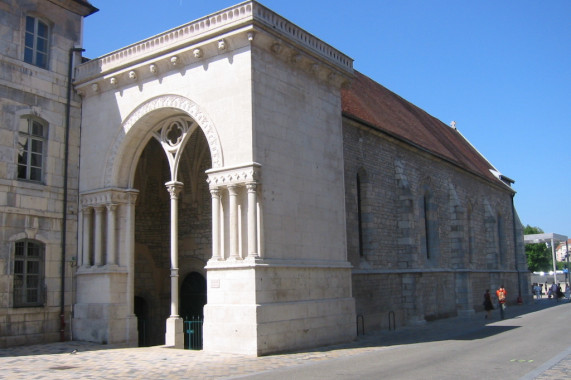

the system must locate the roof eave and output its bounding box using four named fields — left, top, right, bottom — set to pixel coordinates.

left=343, top=112, right=516, bottom=194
